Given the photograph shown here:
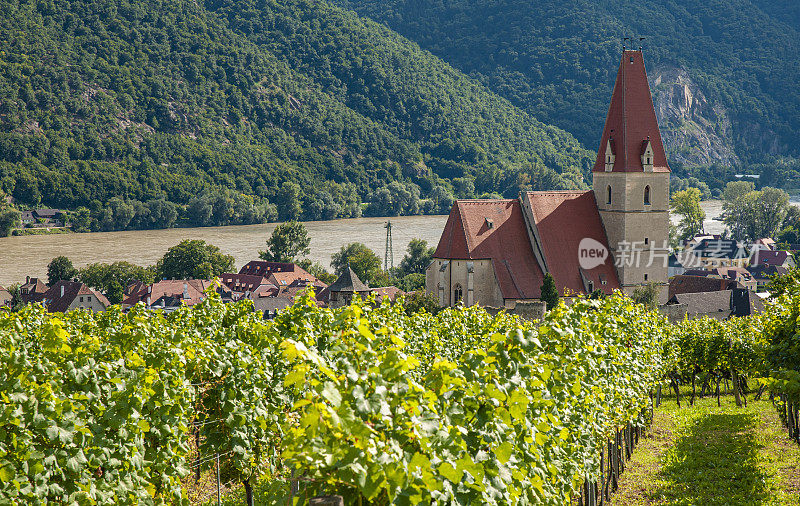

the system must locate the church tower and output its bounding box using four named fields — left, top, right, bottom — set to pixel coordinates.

left=593, top=50, right=670, bottom=299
